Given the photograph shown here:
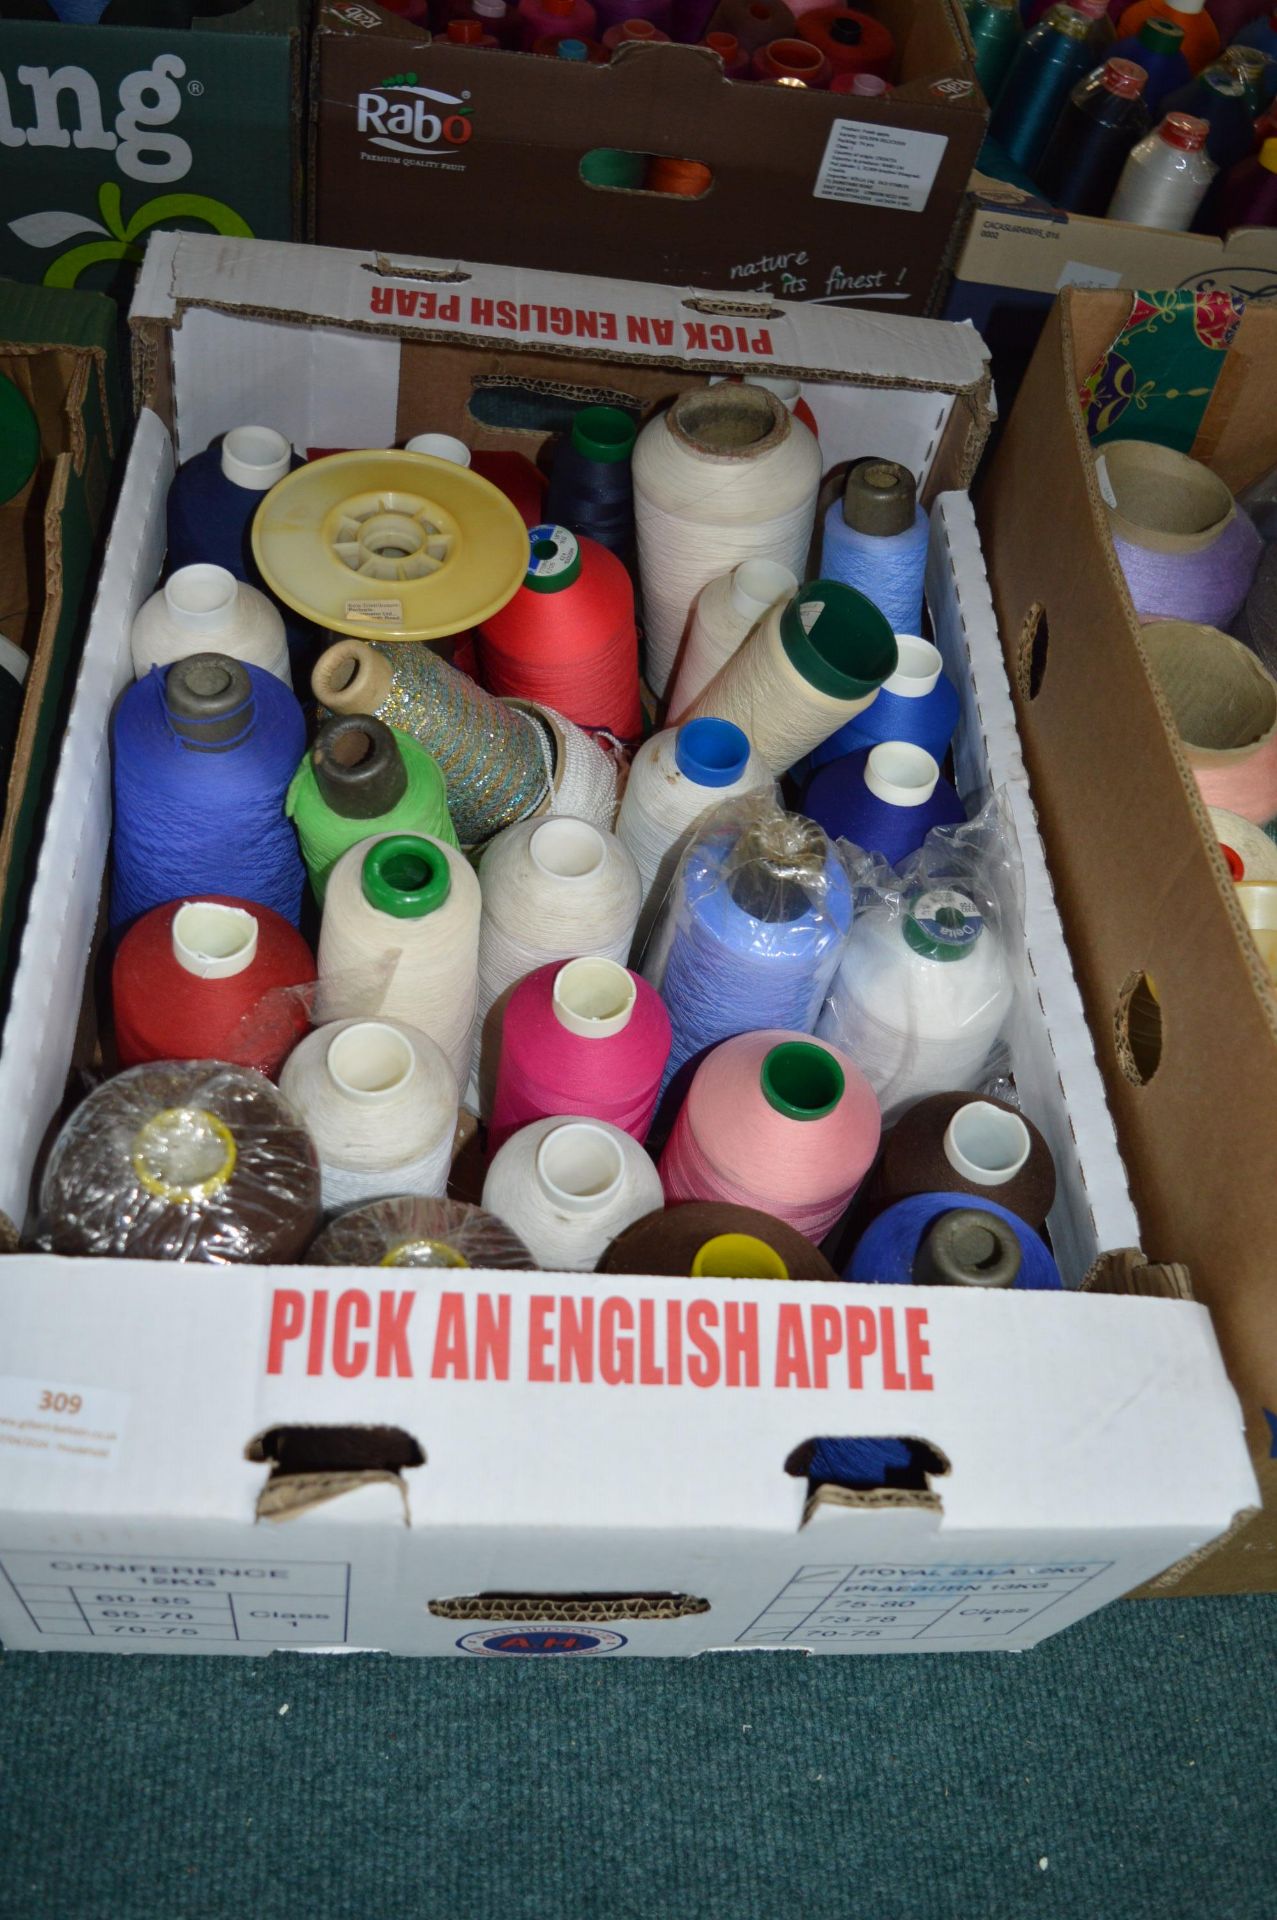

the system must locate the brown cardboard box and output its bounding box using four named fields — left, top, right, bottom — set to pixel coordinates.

left=978, top=289, right=1277, bottom=1598
left=310, top=0, right=986, bottom=317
